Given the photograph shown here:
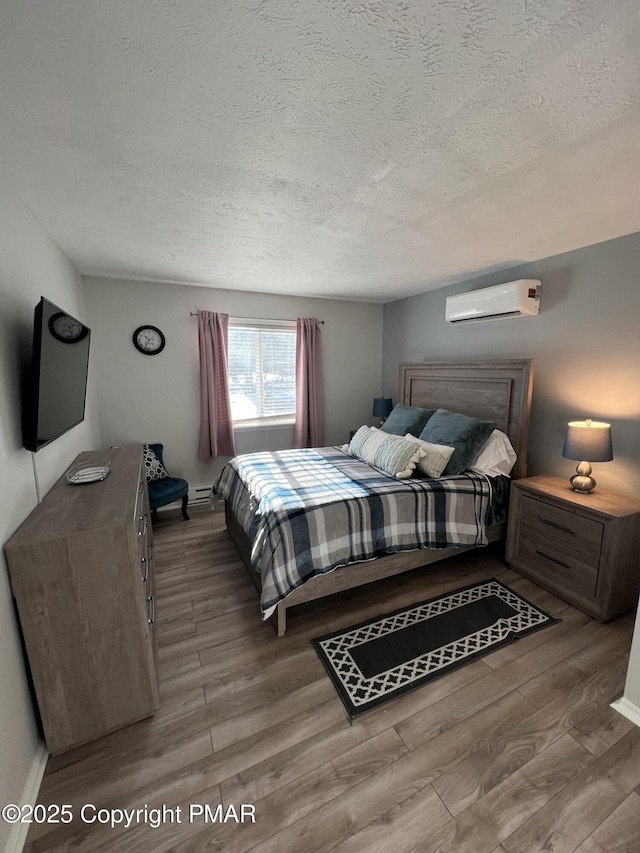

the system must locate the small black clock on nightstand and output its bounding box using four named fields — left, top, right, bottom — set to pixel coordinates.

left=133, top=325, right=165, bottom=355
